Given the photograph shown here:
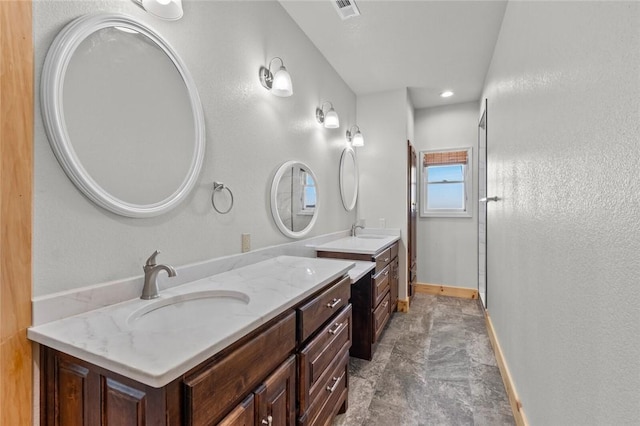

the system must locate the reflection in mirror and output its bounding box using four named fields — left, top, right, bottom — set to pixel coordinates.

left=64, top=26, right=193, bottom=205
left=271, top=161, right=319, bottom=238
left=339, top=147, right=358, bottom=211
left=41, top=14, right=205, bottom=218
